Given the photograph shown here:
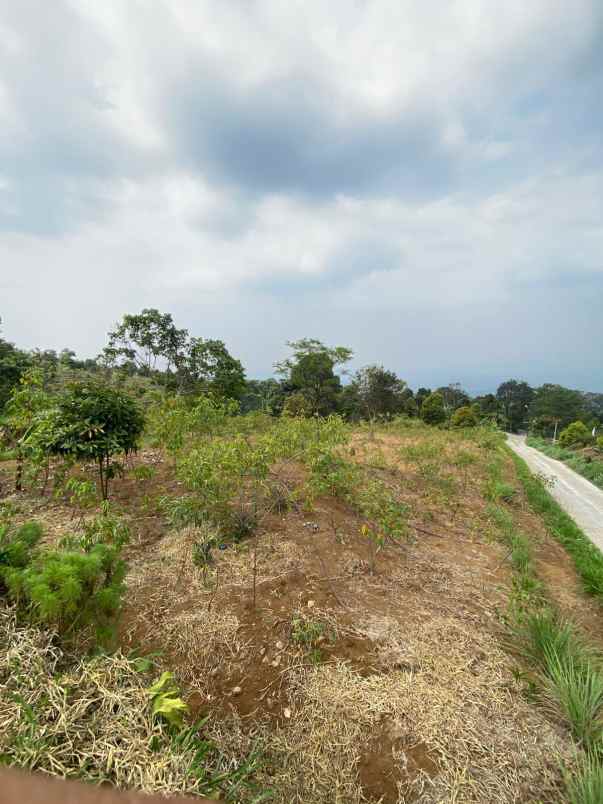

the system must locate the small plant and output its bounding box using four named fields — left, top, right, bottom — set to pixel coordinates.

left=64, top=477, right=98, bottom=525
left=0, top=521, right=44, bottom=576
left=541, top=651, right=603, bottom=748
left=131, top=464, right=157, bottom=483
left=147, top=671, right=189, bottom=728
left=79, top=506, right=131, bottom=551
left=307, top=451, right=360, bottom=500
left=2, top=541, right=126, bottom=643
left=44, top=382, right=145, bottom=500
left=291, top=615, right=325, bottom=646
left=191, top=523, right=219, bottom=568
